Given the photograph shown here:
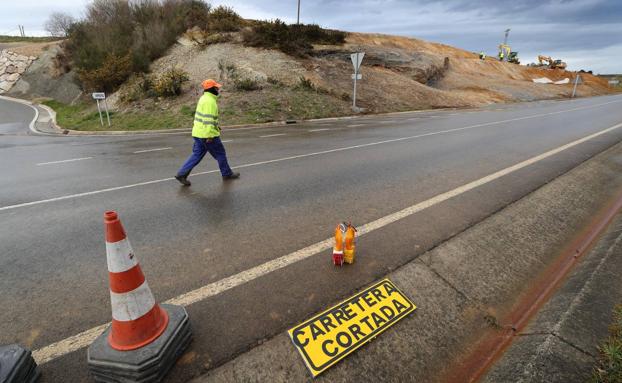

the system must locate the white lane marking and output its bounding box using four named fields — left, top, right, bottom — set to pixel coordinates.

left=308, top=128, right=330, bottom=132
left=36, top=157, right=93, bottom=166
left=221, top=139, right=233, bottom=143
left=133, top=147, right=172, bottom=154
left=348, top=124, right=365, bottom=127
left=3, top=99, right=622, bottom=213
left=31, top=121, right=622, bottom=365
left=260, top=133, right=287, bottom=138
